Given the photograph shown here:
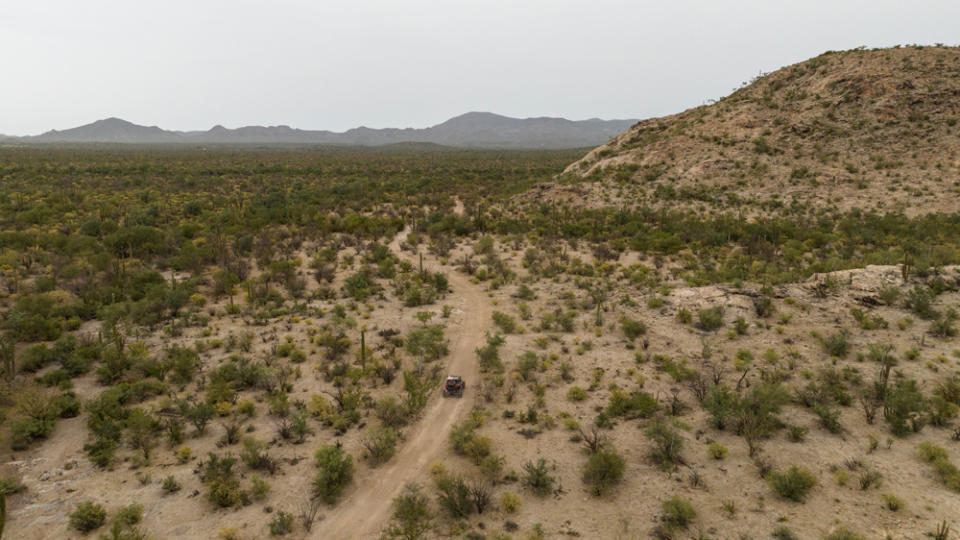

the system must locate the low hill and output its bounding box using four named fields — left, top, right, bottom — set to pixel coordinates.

left=20, top=112, right=636, bottom=149
left=528, top=46, right=960, bottom=216
left=33, top=117, right=183, bottom=144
